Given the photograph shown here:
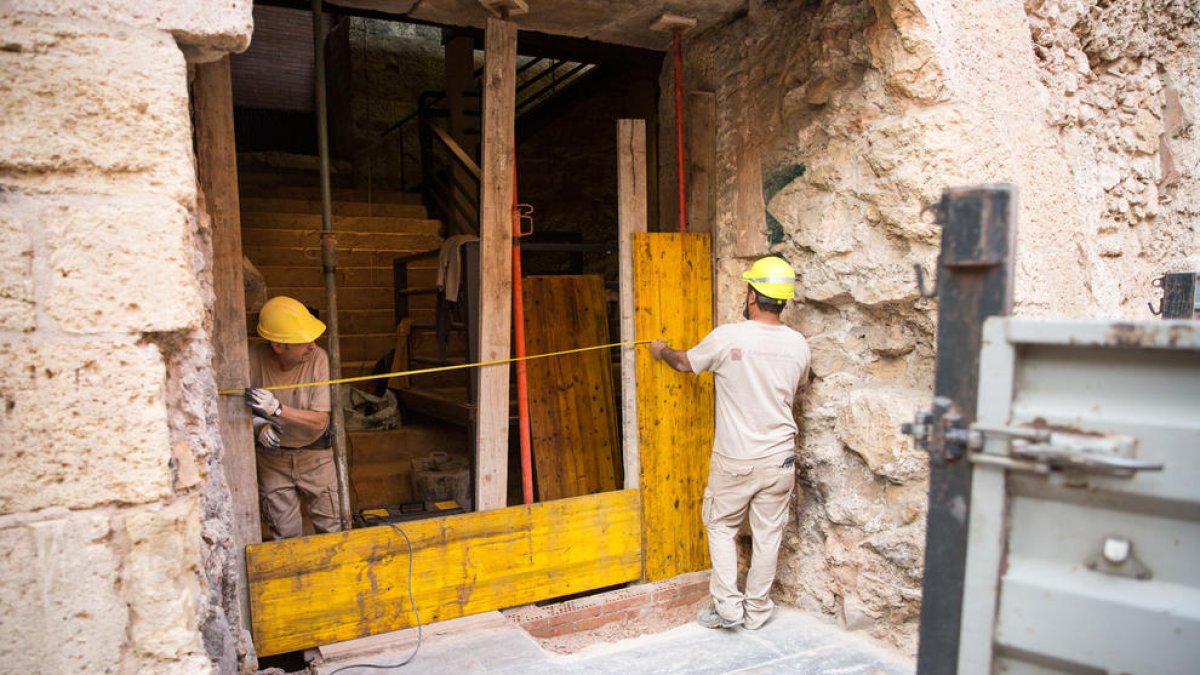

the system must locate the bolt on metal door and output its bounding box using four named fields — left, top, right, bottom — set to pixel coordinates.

left=956, top=318, right=1200, bottom=674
